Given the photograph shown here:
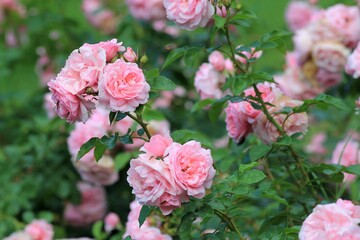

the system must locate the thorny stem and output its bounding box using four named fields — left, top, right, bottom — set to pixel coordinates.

left=224, top=24, right=245, bottom=73
left=125, top=113, right=152, bottom=140
left=214, top=209, right=246, bottom=240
